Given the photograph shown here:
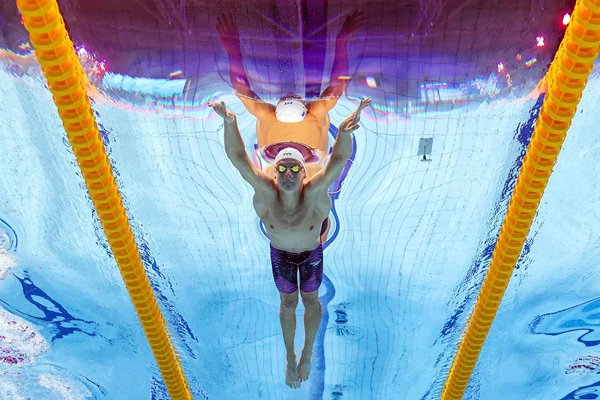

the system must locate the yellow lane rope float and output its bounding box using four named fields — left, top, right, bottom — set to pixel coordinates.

left=16, top=0, right=192, bottom=398
left=441, top=0, right=600, bottom=398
